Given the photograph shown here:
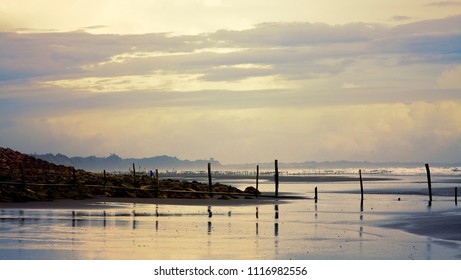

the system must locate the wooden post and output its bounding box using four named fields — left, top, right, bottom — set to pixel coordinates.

left=425, top=163, right=432, bottom=202
left=274, top=159, right=279, bottom=197
left=255, top=165, right=259, bottom=198
left=155, top=169, right=159, bottom=197
left=455, top=187, right=458, bottom=206
left=103, top=170, right=107, bottom=191
left=314, top=187, right=318, bottom=203
left=359, top=169, right=364, bottom=201
left=132, top=163, right=136, bottom=186
left=208, top=162, right=213, bottom=198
